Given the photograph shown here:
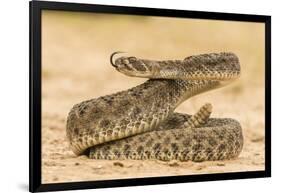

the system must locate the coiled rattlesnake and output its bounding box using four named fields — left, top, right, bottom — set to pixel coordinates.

left=66, top=52, right=243, bottom=162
